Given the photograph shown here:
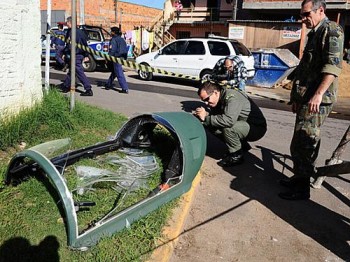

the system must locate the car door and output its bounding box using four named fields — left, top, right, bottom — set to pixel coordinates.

left=152, top=40, right=187, bottom=74
left=229, top=41, right=255, bottom=78
left=177, top=40, right=207, bottom=77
